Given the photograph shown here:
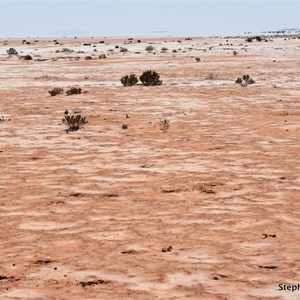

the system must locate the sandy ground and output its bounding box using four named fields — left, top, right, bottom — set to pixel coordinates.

left=0, top=36, right=300, bottom=299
